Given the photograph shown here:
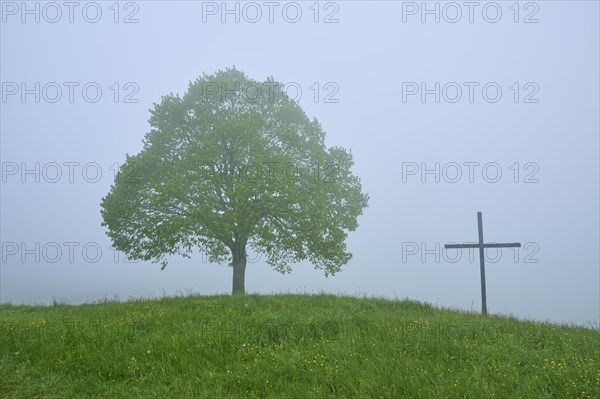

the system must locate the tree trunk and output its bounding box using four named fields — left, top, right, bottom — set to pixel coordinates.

left=231, top=242, right=247, bottom=295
